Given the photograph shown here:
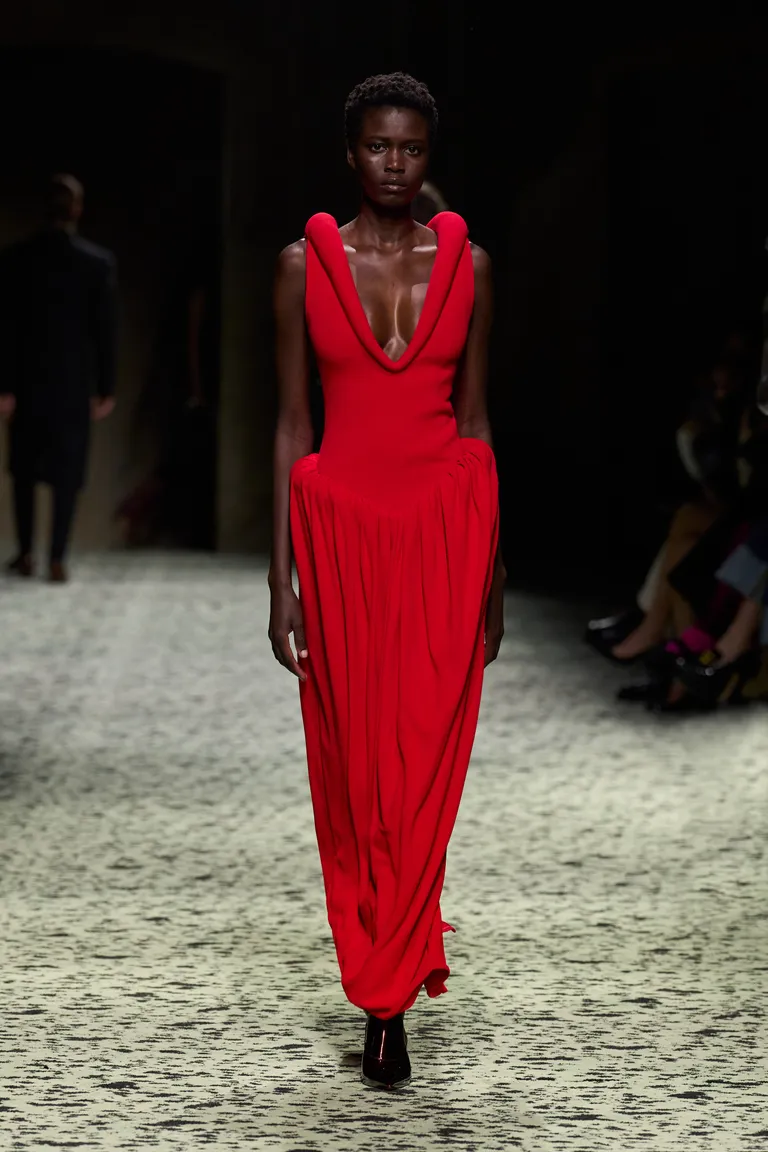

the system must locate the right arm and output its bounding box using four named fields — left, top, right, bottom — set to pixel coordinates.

left=267, top=240, right=313, bottom=680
